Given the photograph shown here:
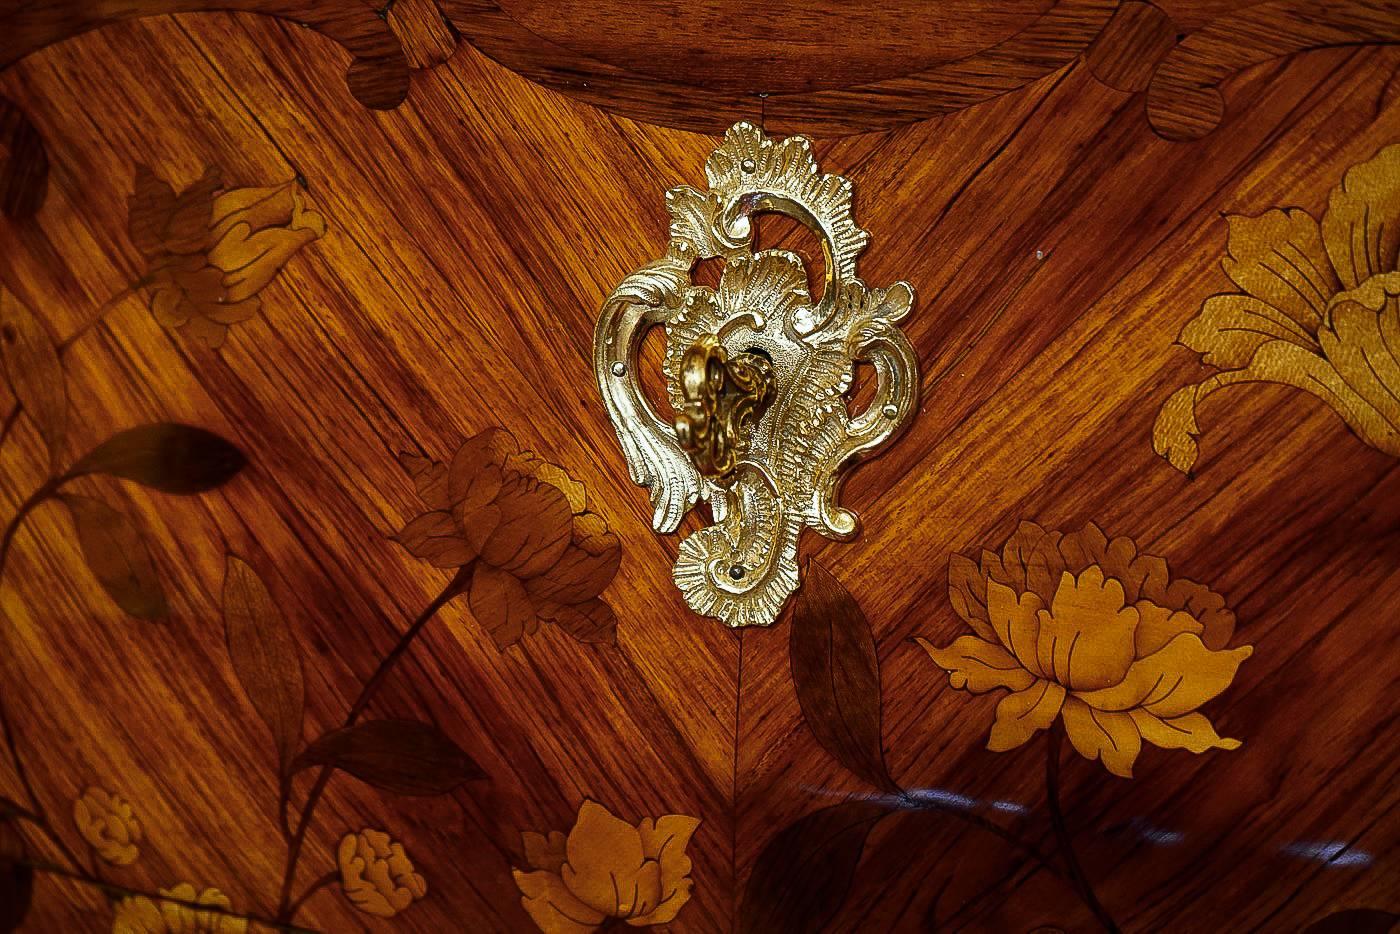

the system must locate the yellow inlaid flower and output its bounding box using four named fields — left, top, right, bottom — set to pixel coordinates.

left=128, top=165, right=326, bottom=348
left=338, top=829, right=427, bottom=918
left=512, top=799, right=701, bottom=933
left=1155, top=144, right=1400, bottom=471
left=73, top=786, right=141, bottom=866
left=111, top=883, right=247, bottom=934
left=920, top=521, right=1253, bottom=778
